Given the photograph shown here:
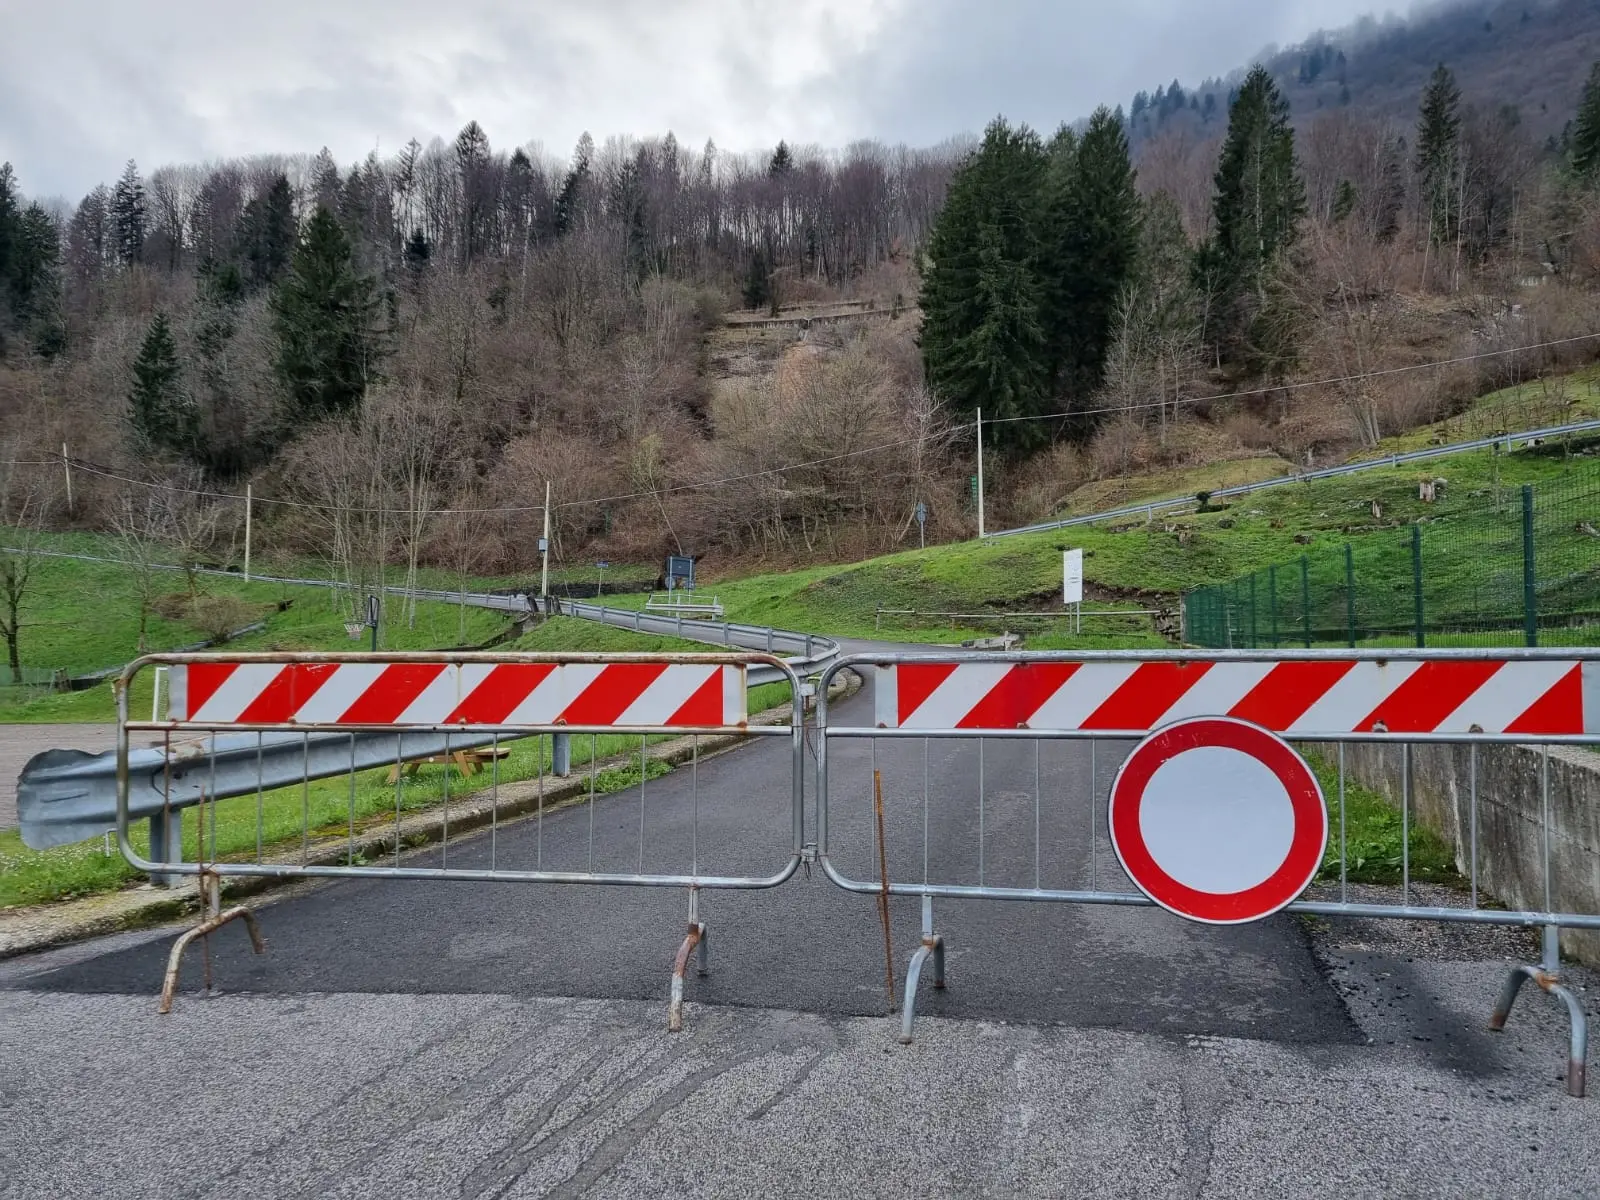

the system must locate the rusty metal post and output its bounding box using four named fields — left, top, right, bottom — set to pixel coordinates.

left=874, top=770, right=896, bottom=1011
left=668, top=888, right=708, bottom=1033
